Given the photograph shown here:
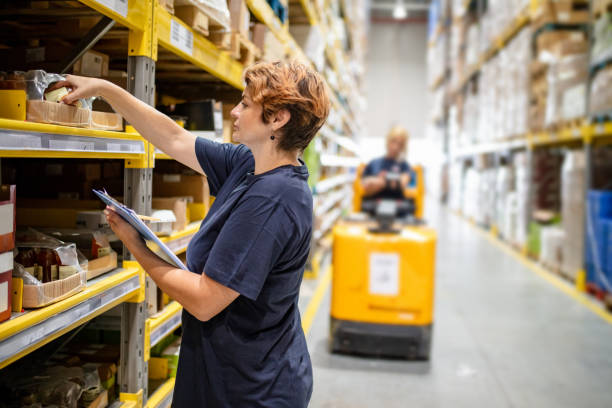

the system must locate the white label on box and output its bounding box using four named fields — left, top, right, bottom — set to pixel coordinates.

left=93, top=0, right=128, bottom=18
left=369, top=252, right=399, bottom=296
left=170, top=19, right=194, bottom=56
left=163, top=174, right=181, bottom=183
left=49, top=140, right=95, bottom=151
left=558, top=12, right=570, bottom=22
left=0, top=282, right=6, bottom=313
left=0, top=252, right=12, bottom=273
left=0, top=203, right=14, bottom=235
